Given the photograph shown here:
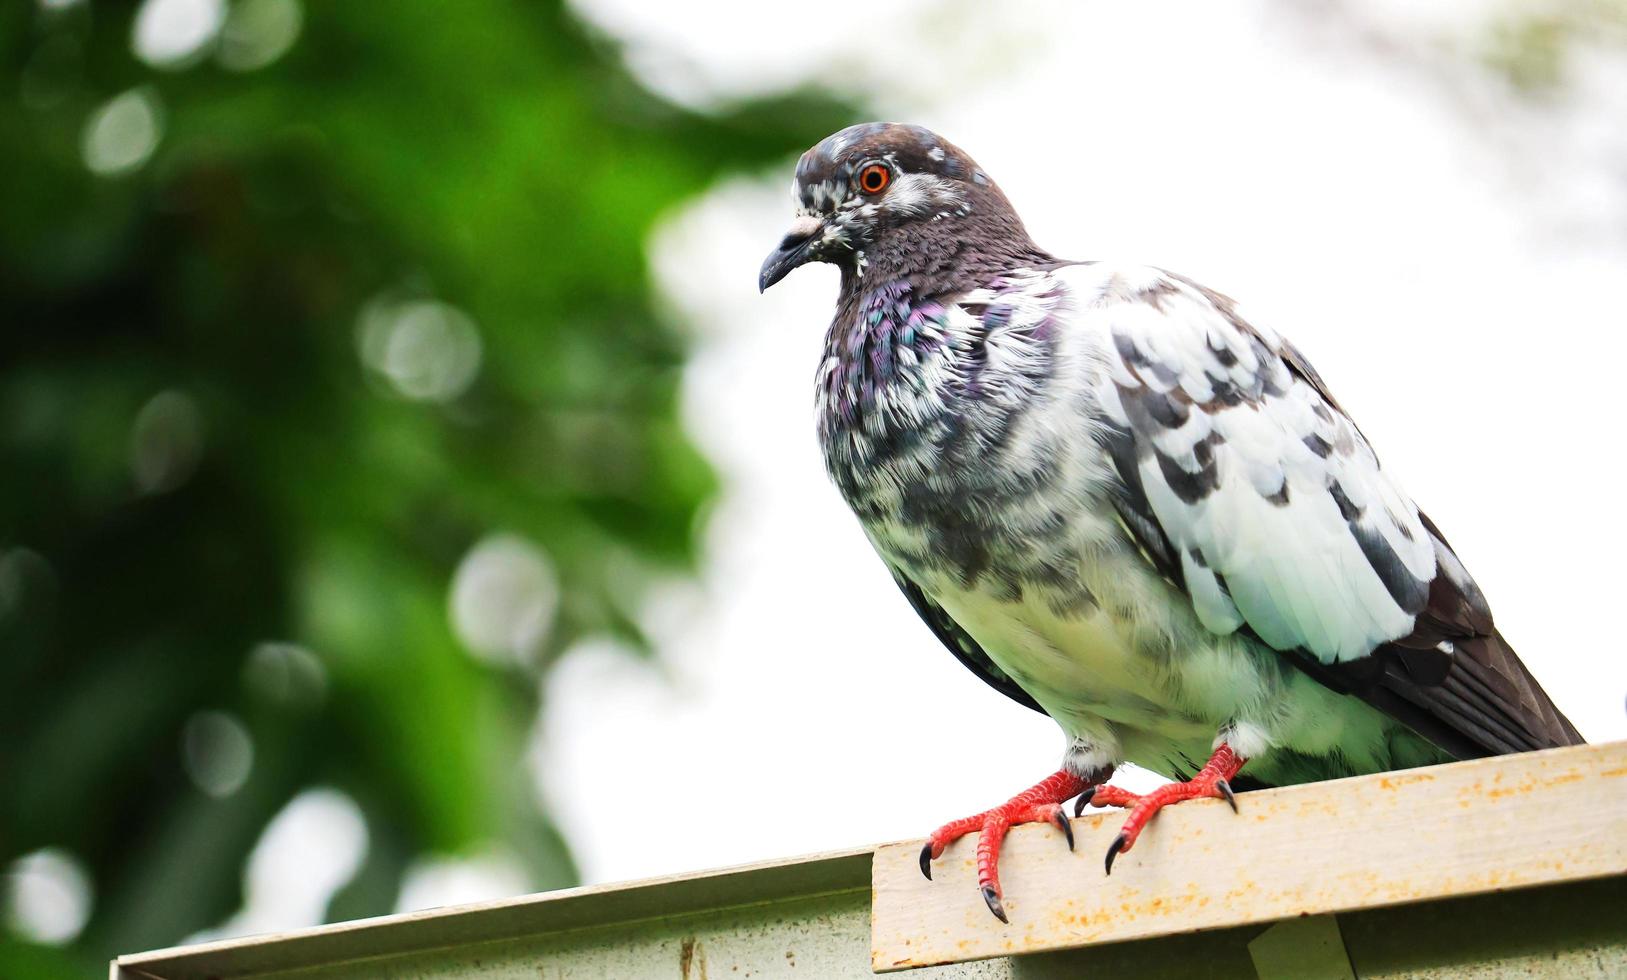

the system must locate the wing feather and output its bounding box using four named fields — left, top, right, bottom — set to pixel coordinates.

left=1066, top=263, right=1583, bottom=757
